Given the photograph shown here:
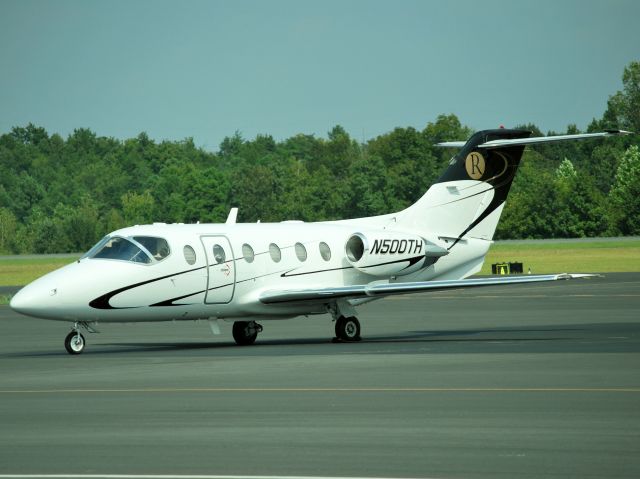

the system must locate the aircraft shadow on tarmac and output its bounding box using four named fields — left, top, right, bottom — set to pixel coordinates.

left=5, top=322, right=638, bottom=357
